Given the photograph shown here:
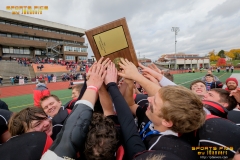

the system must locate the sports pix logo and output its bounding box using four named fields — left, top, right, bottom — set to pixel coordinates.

left=6, top=6, right=48, bottom=15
